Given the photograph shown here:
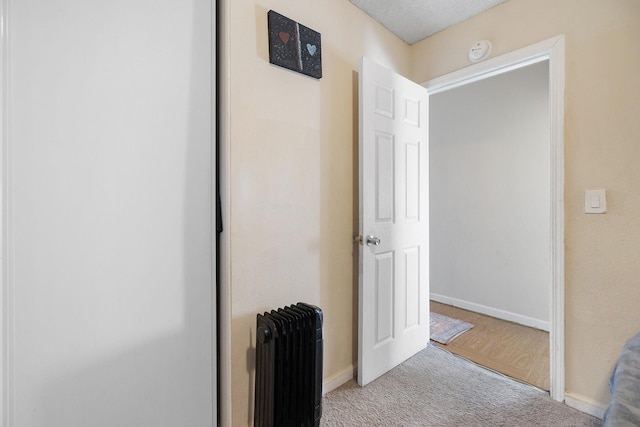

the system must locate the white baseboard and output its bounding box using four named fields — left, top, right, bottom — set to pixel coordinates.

left=323, top=364, right=356, bottom=395
left=430, top=293, right=551, bottom=332
left=564, top=392, right=607, bottom=419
